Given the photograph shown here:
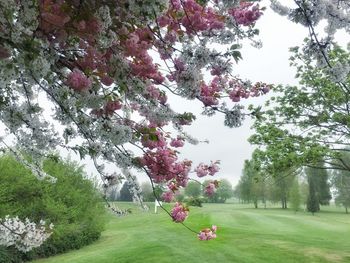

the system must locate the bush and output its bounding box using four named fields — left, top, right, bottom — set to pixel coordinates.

left=185, top=197, right=203, bottom=207
left=0, top=154, right=106, bottom=262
